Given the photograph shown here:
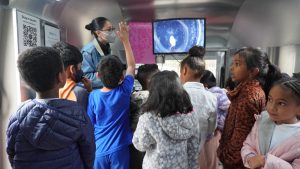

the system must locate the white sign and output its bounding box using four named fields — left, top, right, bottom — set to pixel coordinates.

left=17, top=11, right=41, bottom=53
left=44, top=25, right=60, bottom=47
